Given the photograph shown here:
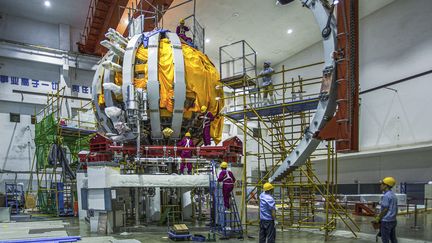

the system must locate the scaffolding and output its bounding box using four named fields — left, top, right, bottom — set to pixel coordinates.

left=28, top=87, right=96, bottom=216
left=220, top=43, right=359, bottom=239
